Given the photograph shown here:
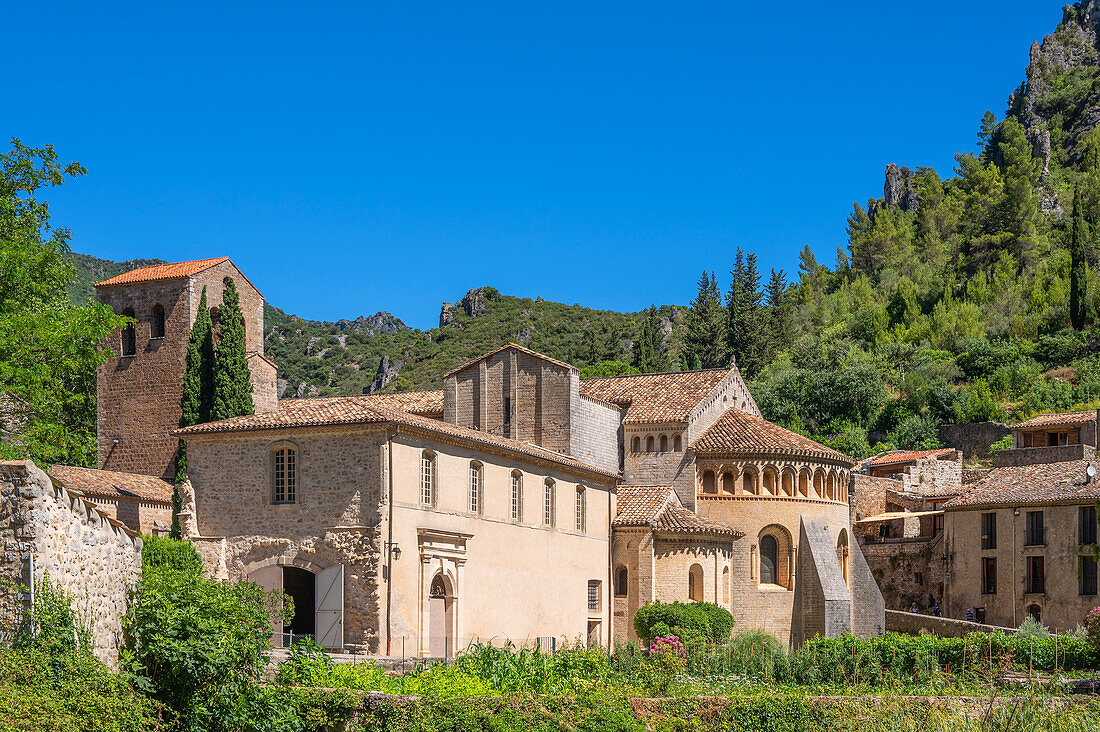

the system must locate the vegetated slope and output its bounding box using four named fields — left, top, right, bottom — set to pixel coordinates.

left=65, top=252, right=167, bottom=303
